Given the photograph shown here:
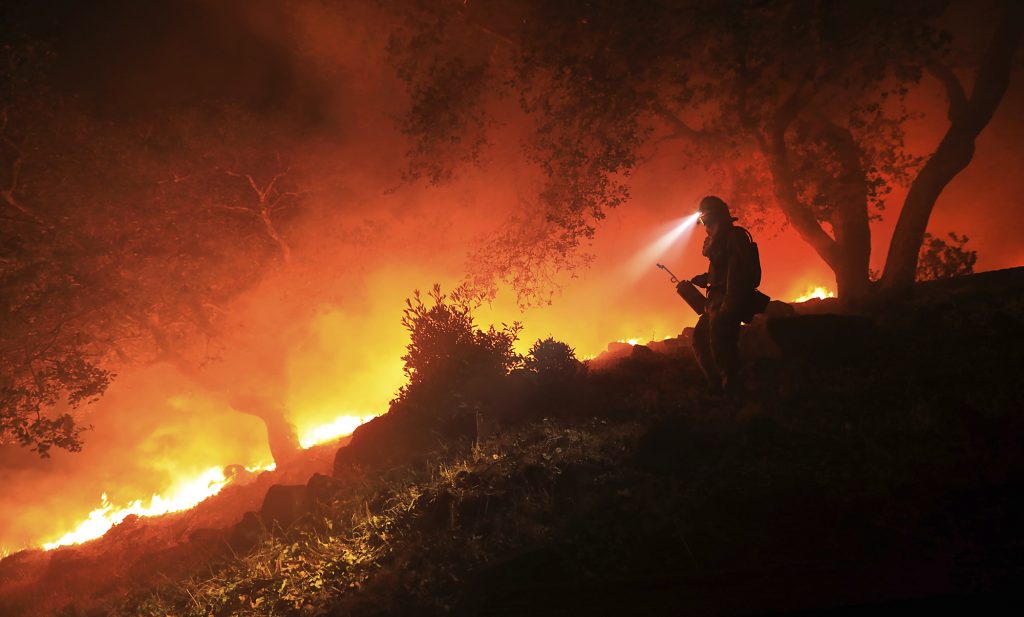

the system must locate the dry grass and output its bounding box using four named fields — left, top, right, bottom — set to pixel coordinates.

left=111, top=417, right=639, bottom=616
